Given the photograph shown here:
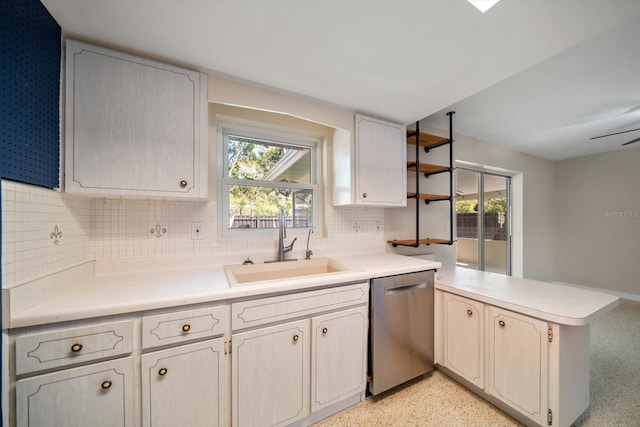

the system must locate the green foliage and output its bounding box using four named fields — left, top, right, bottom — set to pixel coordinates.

left=227, top=137, right=314, bottom=225
left=485, top=197, right=507, bottom=213
left=456, top=199, right=477, bottom=214
left=228, top=138, right=291, bottom=216
left=456, top=197, right=506, bottom=214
